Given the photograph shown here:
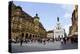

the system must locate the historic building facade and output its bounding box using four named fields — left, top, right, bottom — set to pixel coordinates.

left=54, top=17, right=65, bottom=39
left=47, top=30, right=54, bottom=39
left=69, top=5, right=78, bottom=41
left=9, top=2, right=46, bottom=41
